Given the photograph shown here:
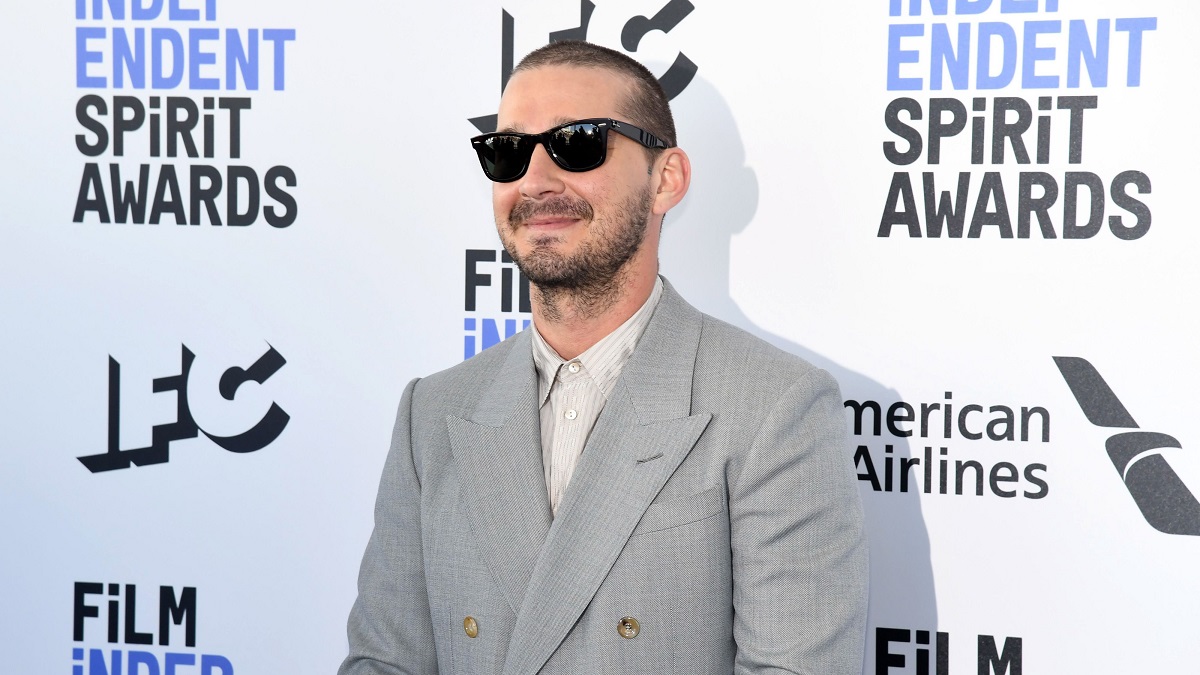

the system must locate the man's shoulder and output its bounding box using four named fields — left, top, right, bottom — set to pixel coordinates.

left=410, top=331, right=528, bottom=408
left=692, top=310, right=835, bottom=397
left=697, top=311, right=820, bottom=374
